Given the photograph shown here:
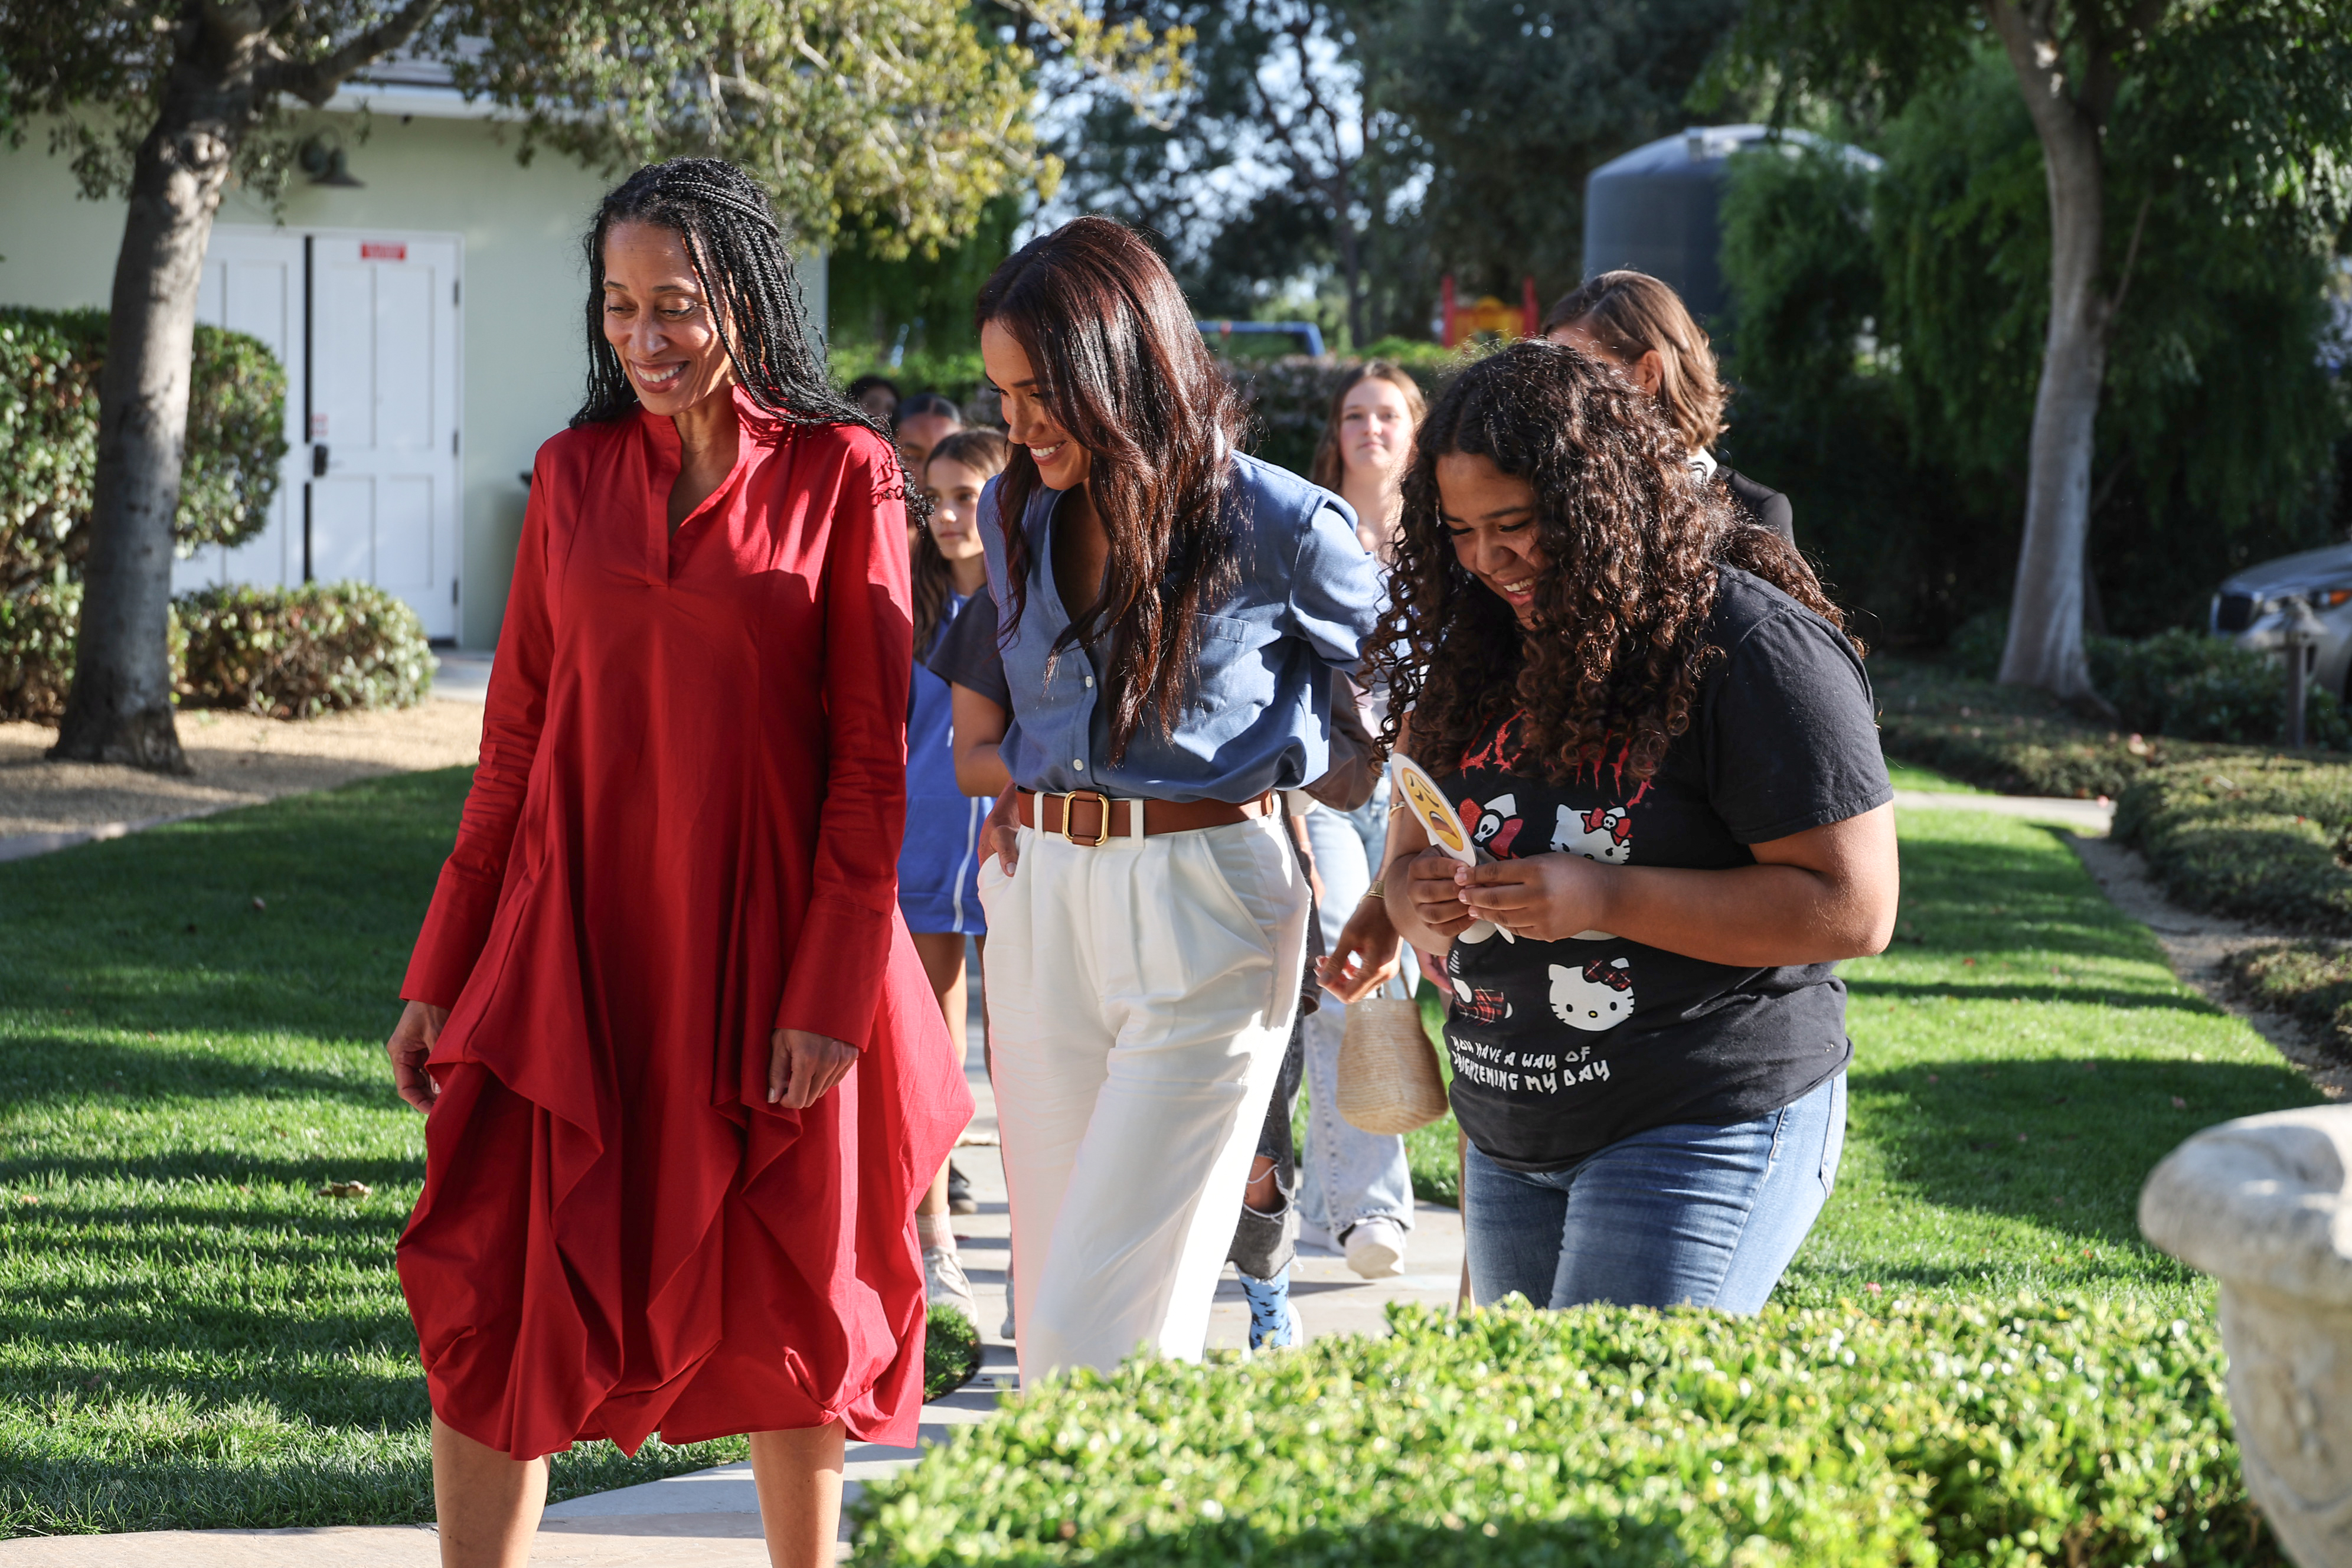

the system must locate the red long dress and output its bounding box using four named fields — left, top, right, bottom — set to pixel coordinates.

left=396, top=389, right=971, bottom=1461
